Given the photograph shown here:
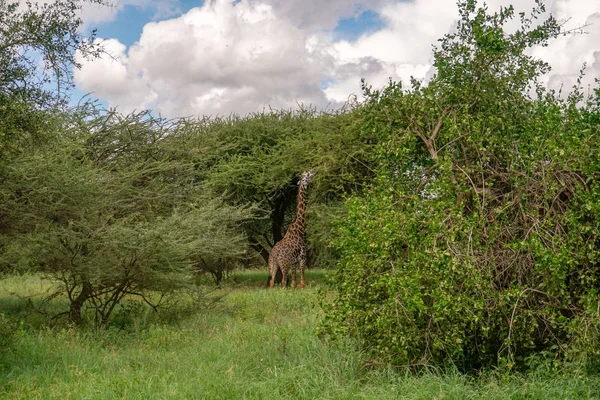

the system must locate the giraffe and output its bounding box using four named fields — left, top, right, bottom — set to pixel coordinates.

left=268, top=170, right=315, bottom=289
